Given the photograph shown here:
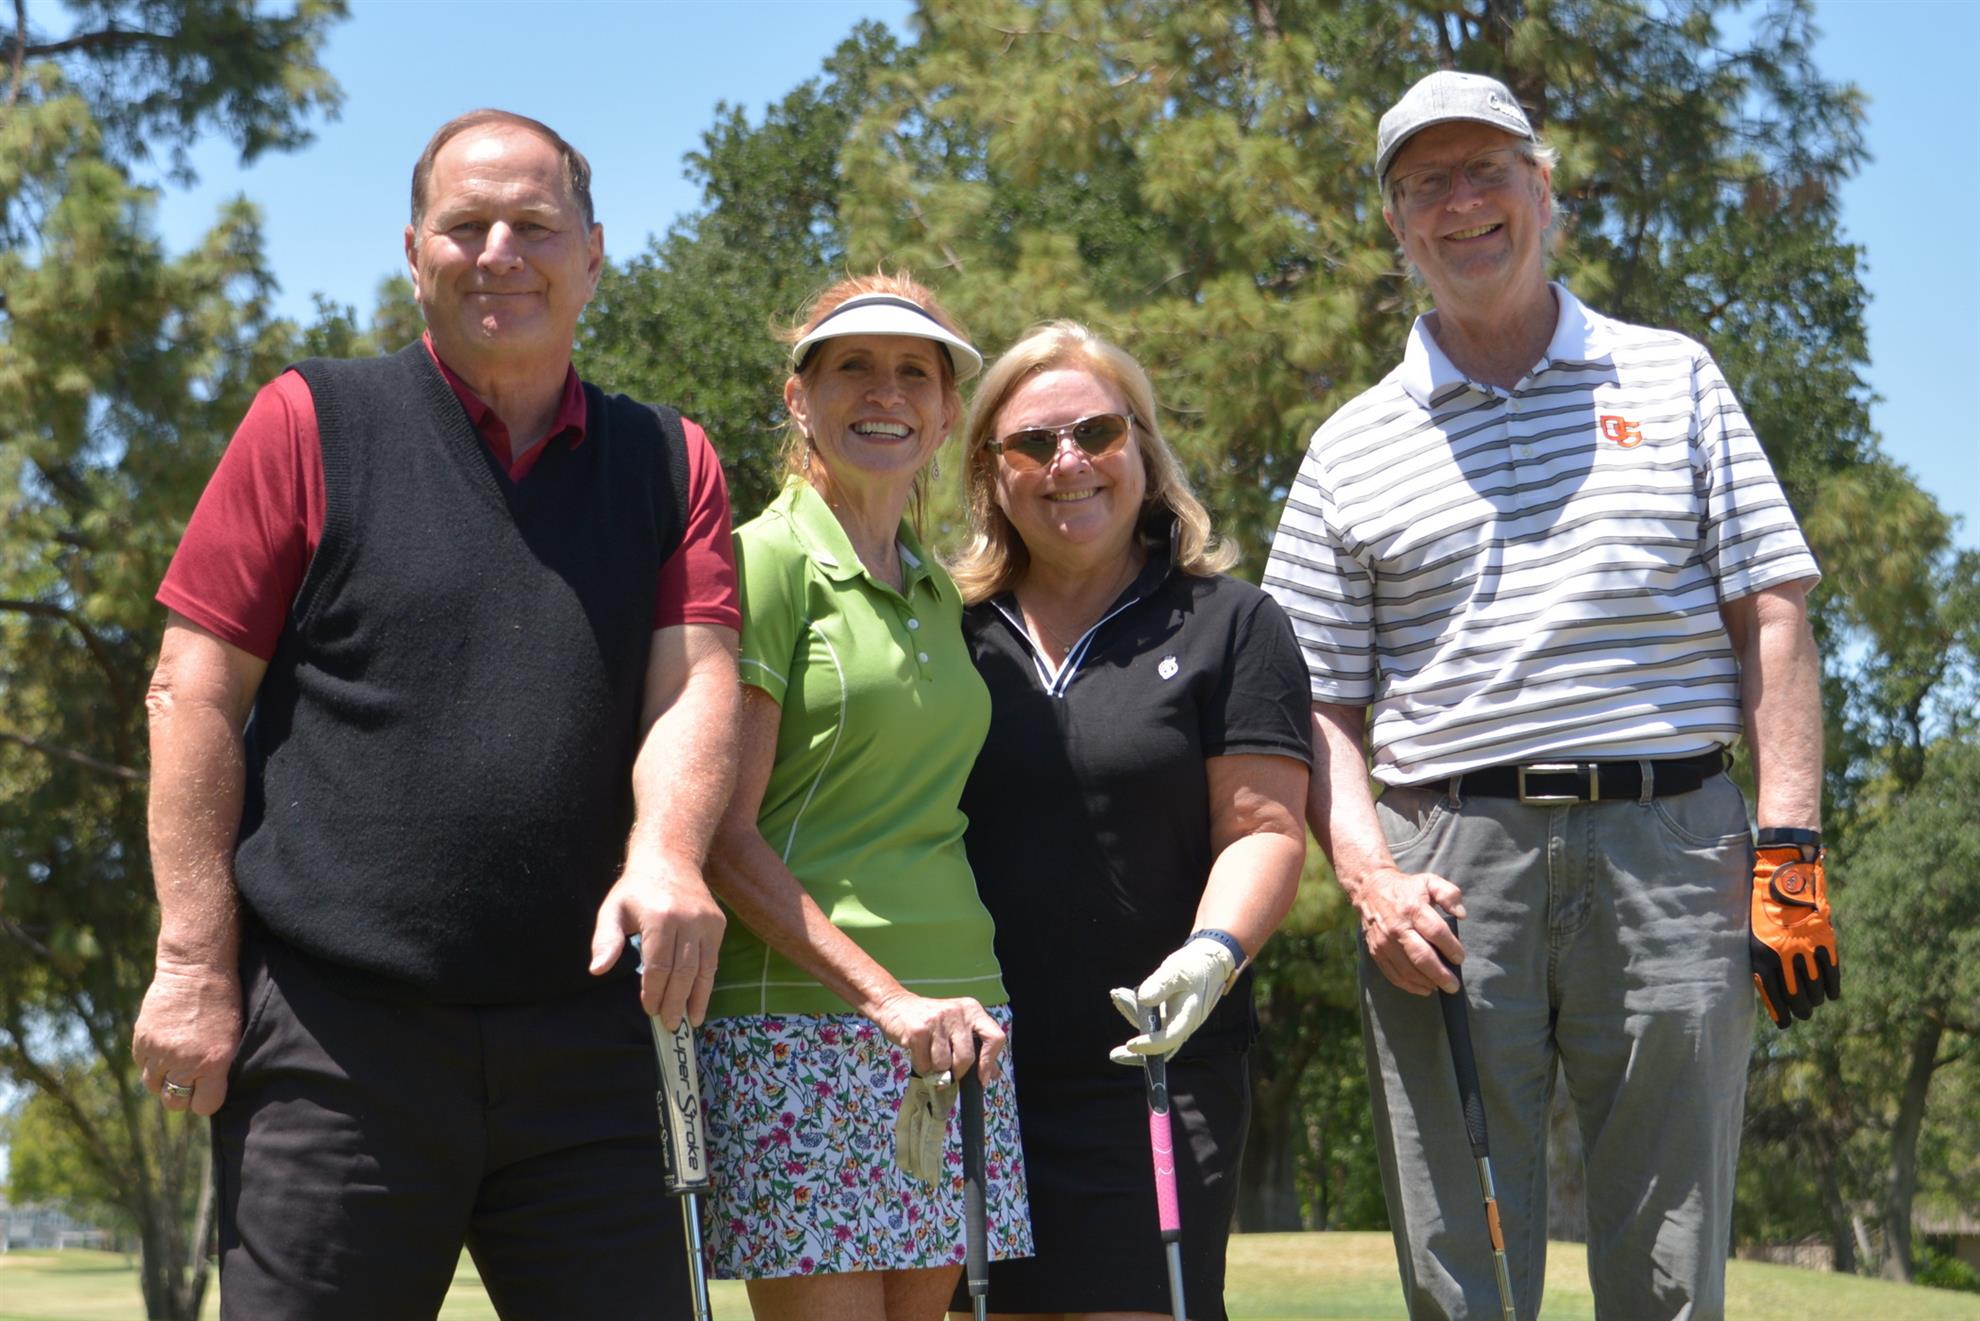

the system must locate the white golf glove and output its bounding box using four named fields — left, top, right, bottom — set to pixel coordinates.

left=893, top=1068, right=957, bottom=1185
left=1109, top=933, right=1242, bottom=1066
